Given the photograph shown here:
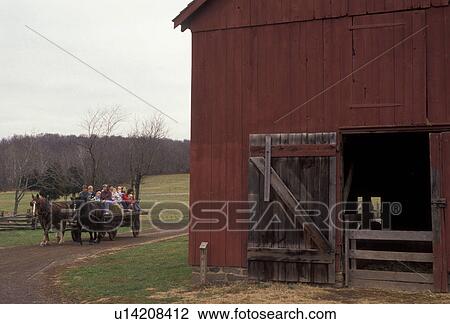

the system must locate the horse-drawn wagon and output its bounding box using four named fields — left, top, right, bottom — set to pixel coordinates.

left=30, top=194, right=141, bottom=246
left=69, top=203, right=141, bottom=243
left=69, top=200, right=141, bottom=243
